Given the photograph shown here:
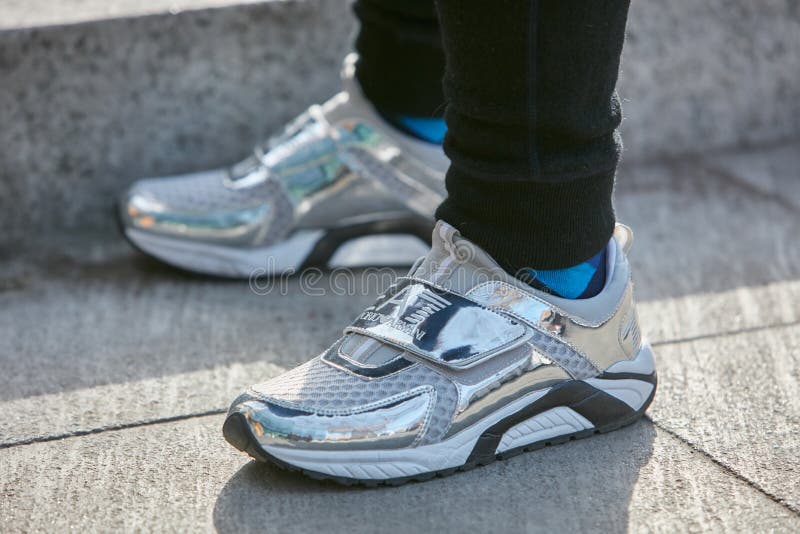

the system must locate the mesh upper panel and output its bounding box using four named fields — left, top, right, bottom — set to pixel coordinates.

left=134, top=169, right=275, bottom=213
left=529, top=330, right=599, bottom=379
left=249, top=354, right=459, bottom=445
